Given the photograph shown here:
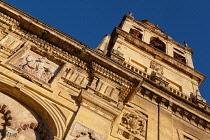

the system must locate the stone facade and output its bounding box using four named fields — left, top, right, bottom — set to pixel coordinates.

left=0, top=1, right=209, bottom=140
